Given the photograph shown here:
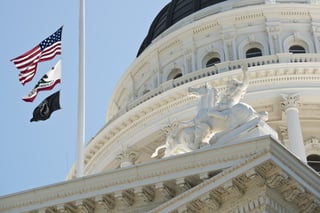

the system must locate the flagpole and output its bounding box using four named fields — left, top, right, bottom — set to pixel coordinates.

left=76, top=0, right=85, bottom=178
